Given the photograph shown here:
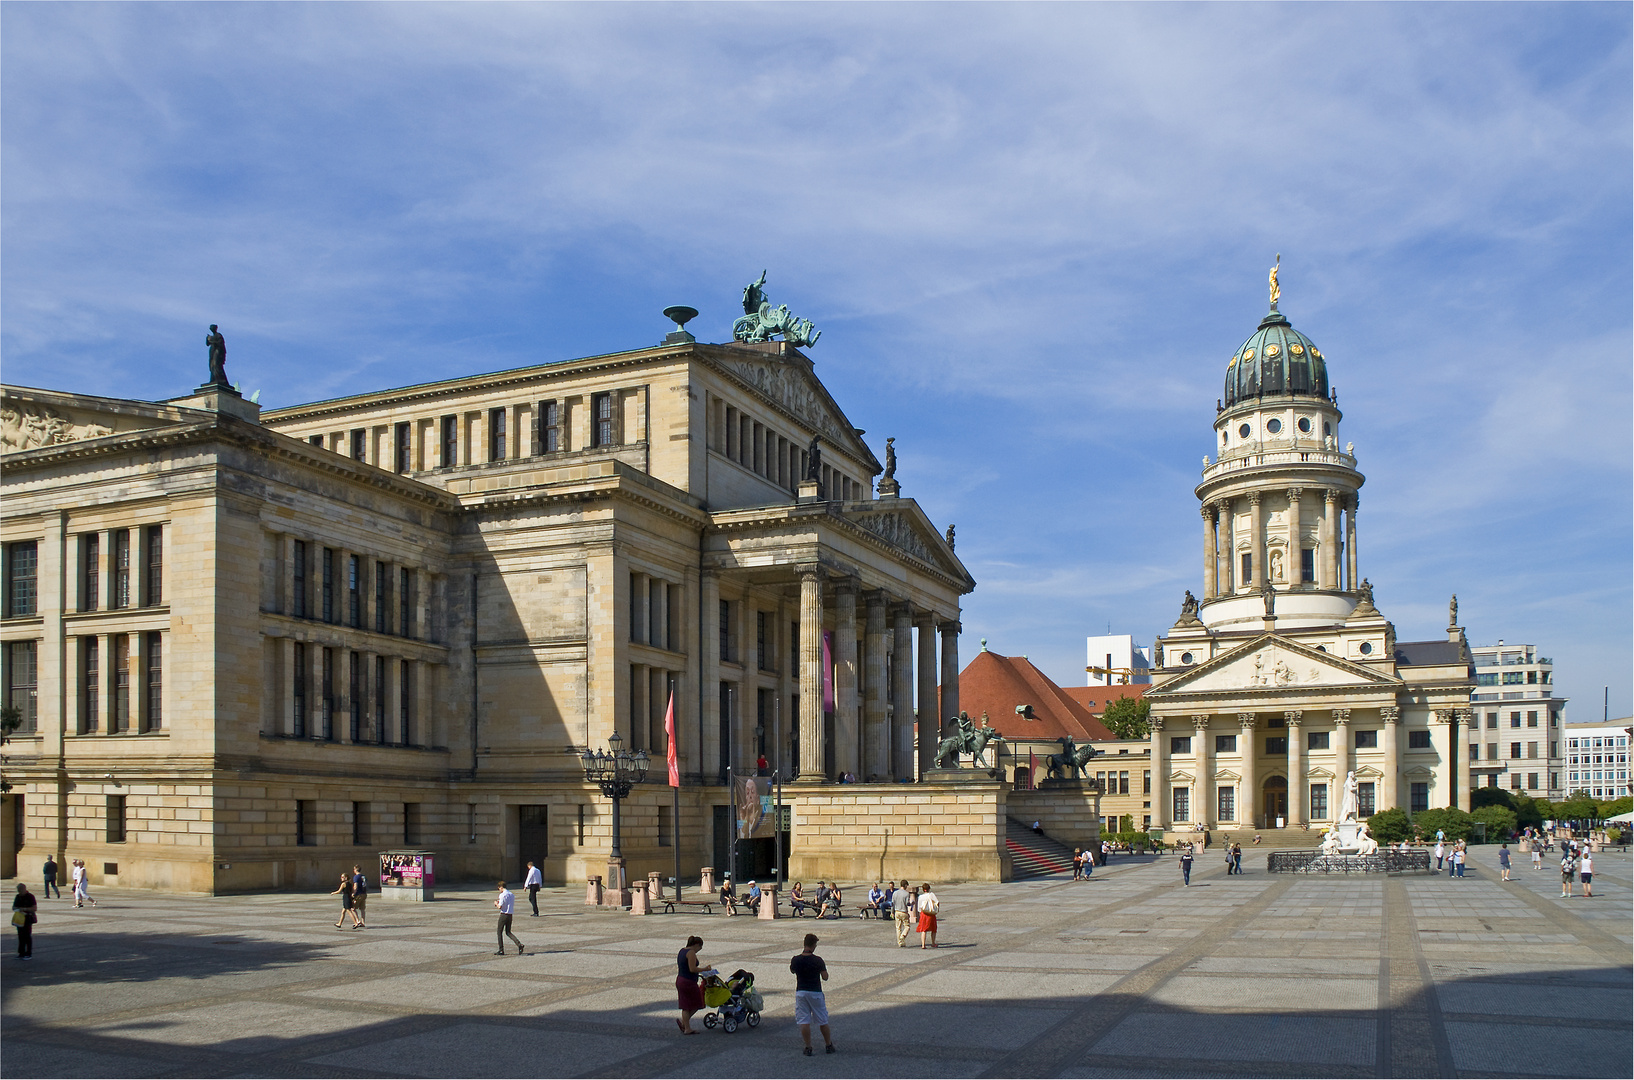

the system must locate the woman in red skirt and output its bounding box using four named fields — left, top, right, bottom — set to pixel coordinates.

left=676, top=935, right=712, bottom=1034
left=916, top=883, right=940, bottom=948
